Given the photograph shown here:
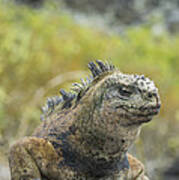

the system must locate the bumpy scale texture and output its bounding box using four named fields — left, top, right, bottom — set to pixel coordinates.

left=9, top=60, right=161, bottom=180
